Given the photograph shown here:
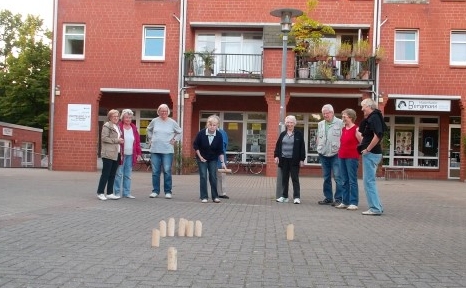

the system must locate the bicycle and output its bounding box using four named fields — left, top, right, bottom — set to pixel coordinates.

left=226, top=152, right=264, bottom=175
left=133, top=154, right=152, bottom=171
